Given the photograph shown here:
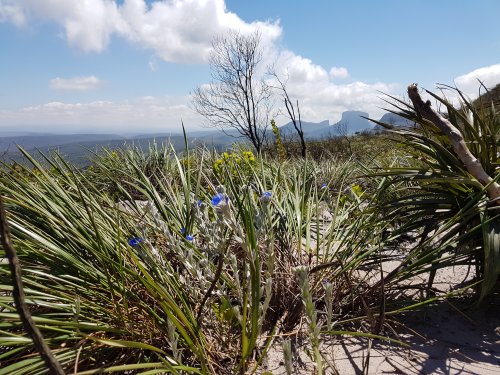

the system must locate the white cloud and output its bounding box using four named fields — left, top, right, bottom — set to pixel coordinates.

left=49, top=76, right=103, bottom=91
left=329, top=66, right=349, bottom=80
left=271, top=52, right=396, bottom=123
left=0, top=96, right=202, bottom=133
left=0, top=1, right=25, bottom=26
left=8, top=0, right=127, bottom=52
left=454, top=63, right=500, bottom=97
left=1, top=0, right=281, bottom=63
left=118, top=0, right=281, bottom=63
